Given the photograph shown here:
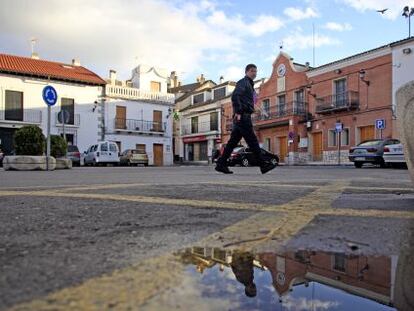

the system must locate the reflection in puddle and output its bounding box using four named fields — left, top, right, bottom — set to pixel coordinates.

left=171, top=247, right=398, bottom=311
